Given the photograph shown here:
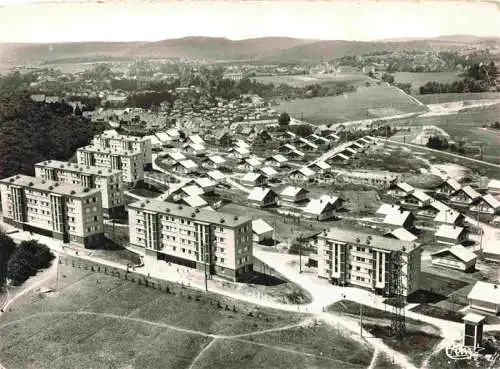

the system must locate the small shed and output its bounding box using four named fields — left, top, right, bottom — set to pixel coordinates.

left=252, top=219, right=274, bottom=242
left=467, top=281, right=500, bottom=314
